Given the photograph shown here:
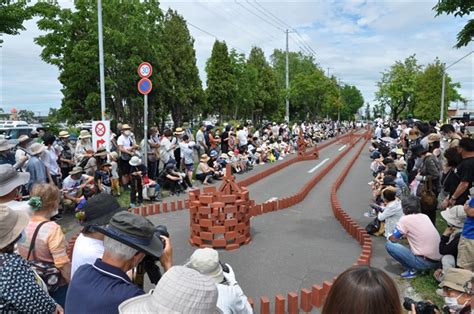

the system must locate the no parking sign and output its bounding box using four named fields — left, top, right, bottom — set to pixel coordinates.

left=92, top=120, right=110, bottom=151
